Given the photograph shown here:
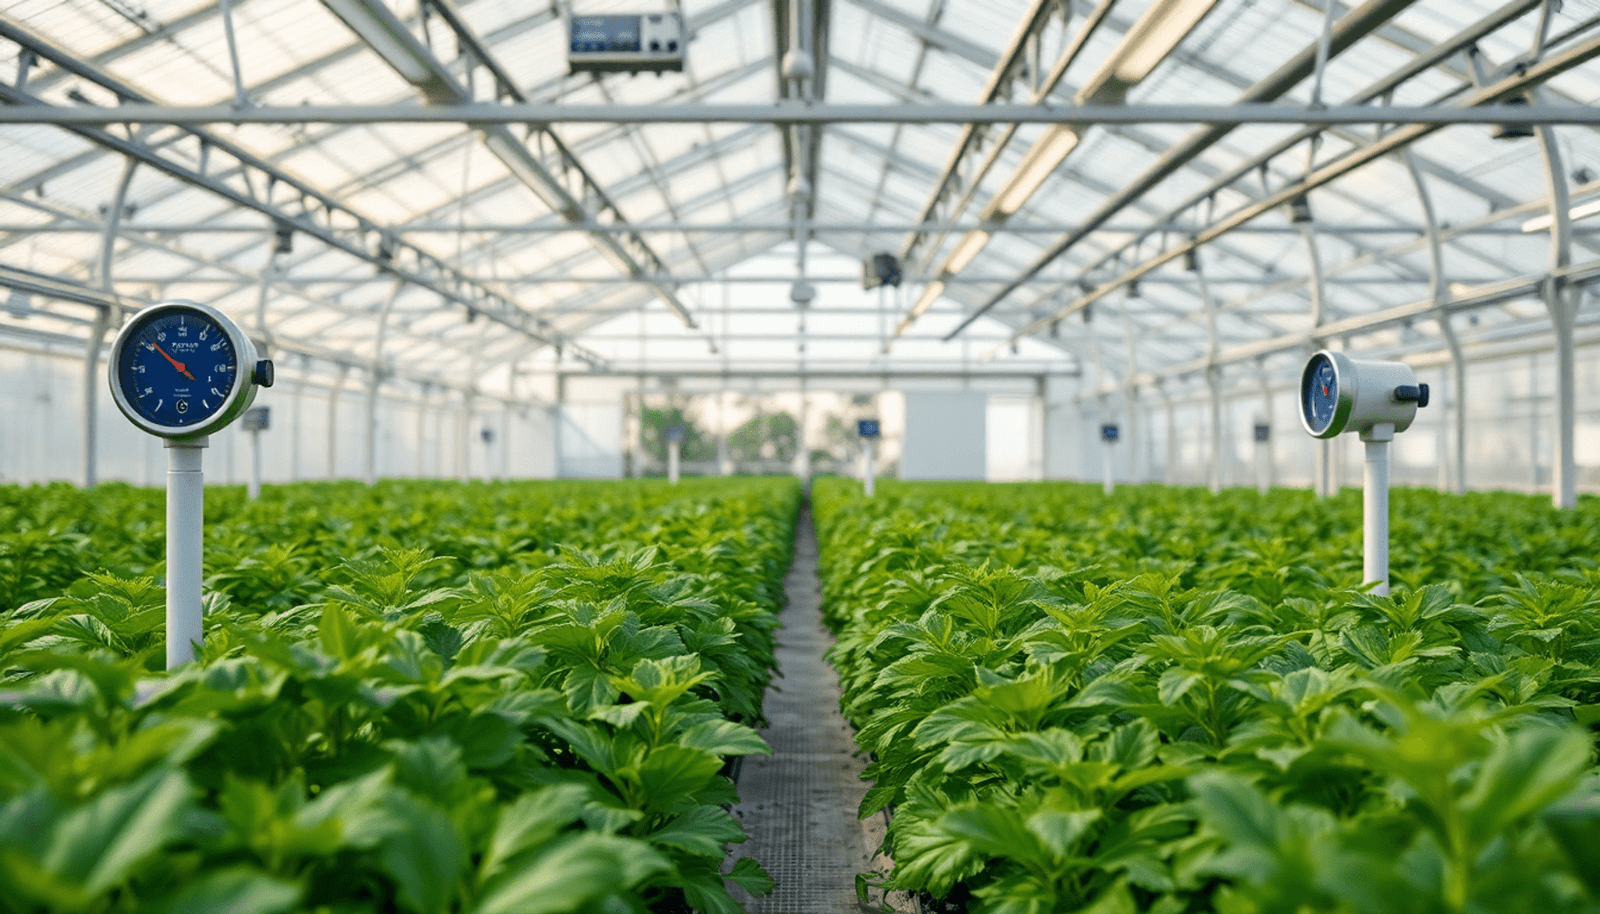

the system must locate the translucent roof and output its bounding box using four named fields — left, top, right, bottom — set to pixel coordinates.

left=3, top=0, right=1599, bottom=400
